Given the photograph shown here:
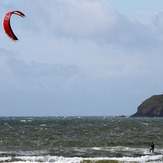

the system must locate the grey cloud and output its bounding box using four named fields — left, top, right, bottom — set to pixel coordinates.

left=7, top=59, right=79, bottom=77
left=0, top=50, right=80, bottom=92
left=109, top=16, right=159, bottom=50
left=22, top=0, right=118, bottom=39
left=0, top=0, right=161, bottom=50
left=0, top=48, right=16, bottom=56
left=153, top=12, right=163, bottom=27
left=7, top=59, right=79, bottom=91
left=1, top=1, right=163, bottom=116
left=153, top=11, right=163, bottom=37
left=21, top=0, right=159, bottom=51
